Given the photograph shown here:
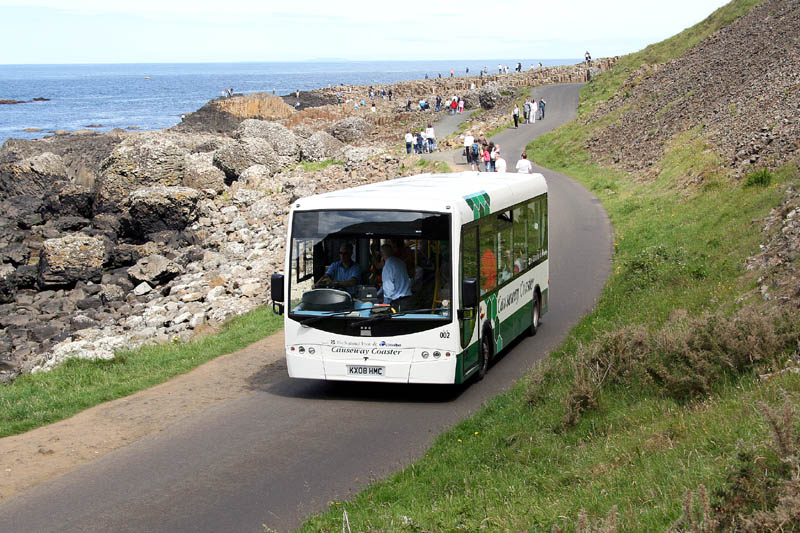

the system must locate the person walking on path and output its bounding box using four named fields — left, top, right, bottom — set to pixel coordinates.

left=404, top=132, right=414, bottom=154
left=539, top=98, right=546, bottom=120
left=515, top=152, right=533, bottom=174
left=481, top=145, right=492, bottom=172
left=530, top=97, right=537, bottom=123
left=523, top=99, right=530, bottom=123
left=512, top=104, right=520, bottom=128
left=464, top=131, right=475, bottom=166
left=495, top=150, right=507, bottom=173
left=458, top=97, right=464, bottom=114
left=450, top=98, right=457, bottom=114
left=489, top=142, right=497, bottom=172
left=426, top=124, right=436, bottom=152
